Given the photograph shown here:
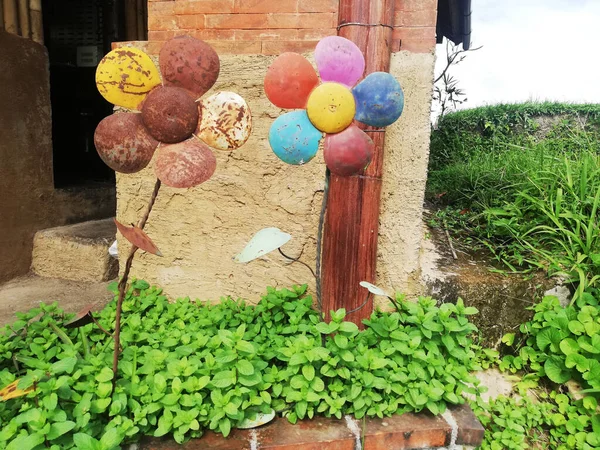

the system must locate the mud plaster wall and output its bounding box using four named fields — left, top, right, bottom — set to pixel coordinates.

left=116, top=50, right=435, bottom=304
left=0, top=31, right=116, bottom=283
